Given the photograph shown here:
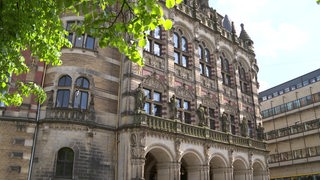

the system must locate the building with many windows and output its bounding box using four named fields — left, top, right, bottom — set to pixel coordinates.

left=0, top=0, right=268, bottom=179
left=259, top=68, right=320, bottom=180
